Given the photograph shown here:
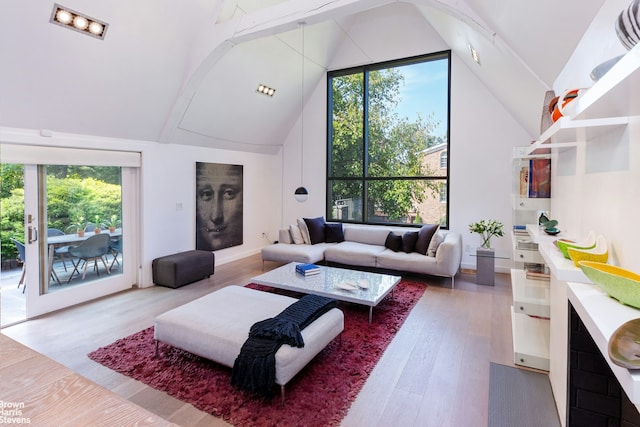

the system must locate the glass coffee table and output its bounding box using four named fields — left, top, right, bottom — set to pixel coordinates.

left=251, top=262, right=401, bottom=323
